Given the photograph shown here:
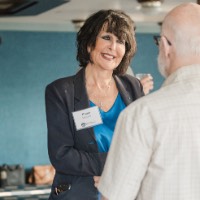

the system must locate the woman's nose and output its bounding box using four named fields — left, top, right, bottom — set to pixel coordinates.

left=108, top=40, right=117, bottom=50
